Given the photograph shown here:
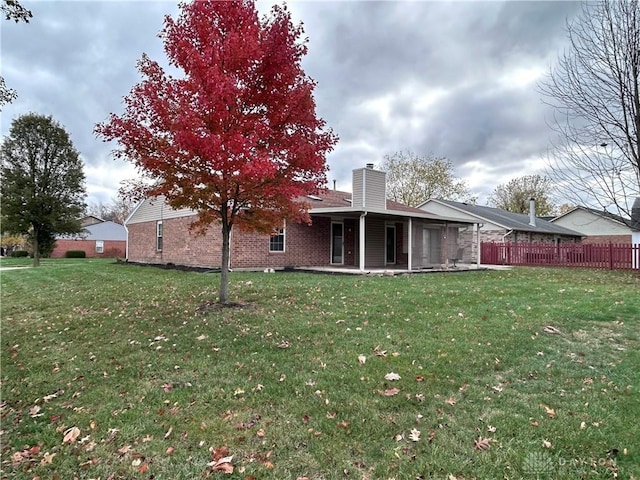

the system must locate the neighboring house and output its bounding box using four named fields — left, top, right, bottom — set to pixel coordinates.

left=125, top=166, right=475, bottom=271
left=550, top=206, right=632, bottom=244
left=418, top=199, right=583, bottom=263
left=51, top=221, right=127, bottom=258
left=81, top=215, right=104, bottom=227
